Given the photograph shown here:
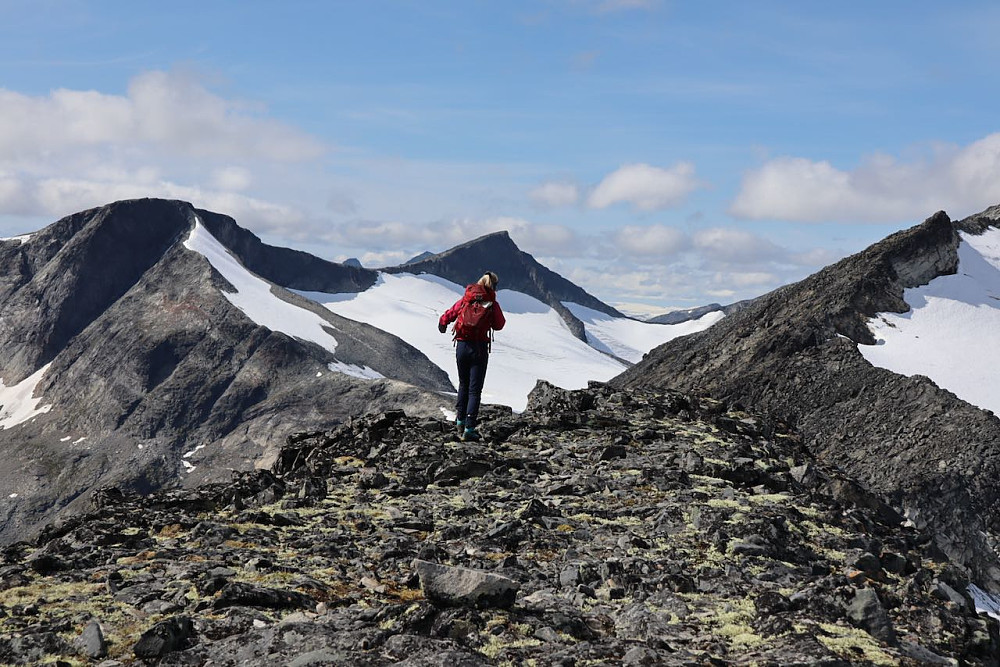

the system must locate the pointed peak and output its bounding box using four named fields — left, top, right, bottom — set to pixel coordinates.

left=446, top=230, right=519, bottom=254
